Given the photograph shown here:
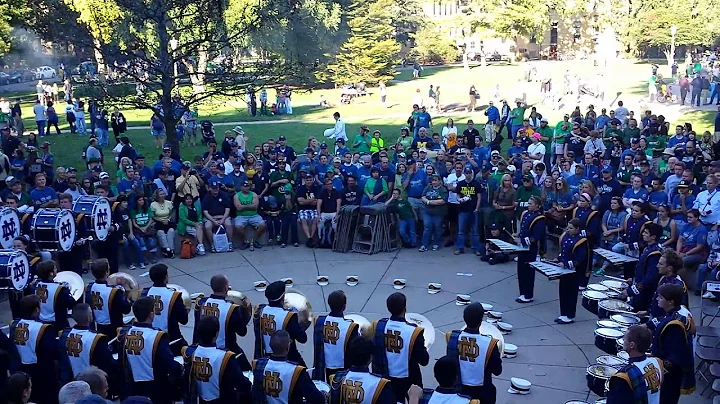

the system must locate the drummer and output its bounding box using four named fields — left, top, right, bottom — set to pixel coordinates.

left=57, top=192, right=91, bottom=274
left=644, top=249, right=689, bottom=321
left=118, top=297, right=184, bottom=403
left=8, top=295, right=60, bottom=404
left=328, top=336, right=395, bottom=404
left=571, top=192, right=600, bottom=287
left=556, top=218, right=589, bottom=324
left=645, top=284, right=694, bottom=404
left=625, top=223, right=663, bottom=312
left=410, top=356, right=481, bottom=404
left=445, top=302, right=502, bottom=403
left=312, top=290, right=359, bottom=382
left=371, top=292, right=430, bottom=403
left=141, top=264, right=189, bottom=356
left=606, top=325, right=663, bottom=404
left=182, top=315, right=251, bottom=404
left=58, top=304, right=119, bottom=390
left=515, top=195, right=545, bottom=303
left=251, top=330, right=324, bottom=404
left=32, top=260, right=77, bottom=330
left=618, top=202, right=652, bottom=278
left=8, top=235, right=41, bottom=319
left=85, top=258, right=132, bottom=339
left=253, top=280, right=308, bottom=366
left=193, top=274, right=251, bottom=371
